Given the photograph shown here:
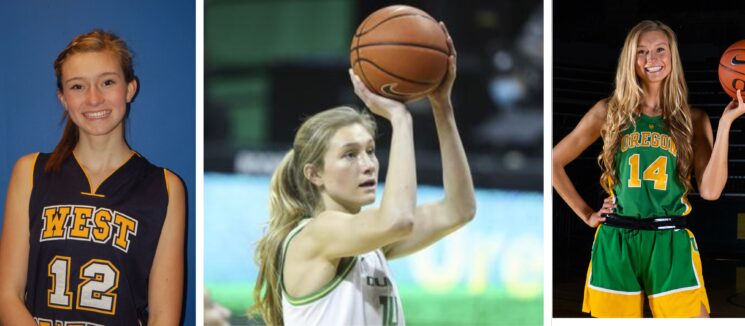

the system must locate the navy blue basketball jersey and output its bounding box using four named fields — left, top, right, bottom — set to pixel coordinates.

left=26, top=152, right=170, bottom=325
